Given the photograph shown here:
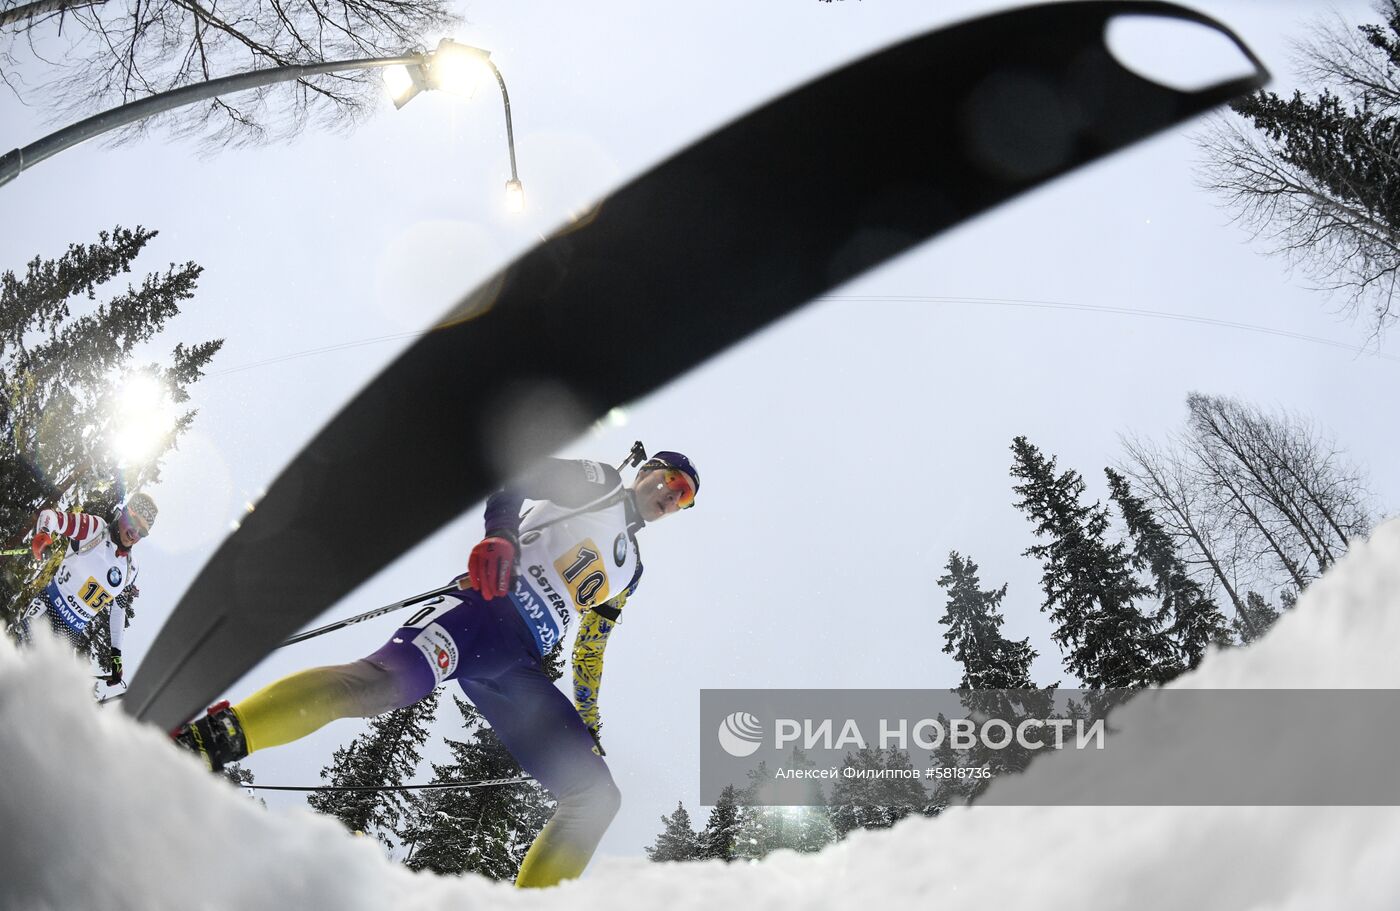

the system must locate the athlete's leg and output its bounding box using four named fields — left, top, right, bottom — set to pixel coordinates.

left=231, top=589, right=507, bottom=755
left=460, top=663, right=621, bottom=888
left=232, top=652, right=431, bottom=752
left=231, top=590, right=492, bottom=755
left=11, top=597, right=44, bottom=644
left=48, top=603, right=88, bottom=651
